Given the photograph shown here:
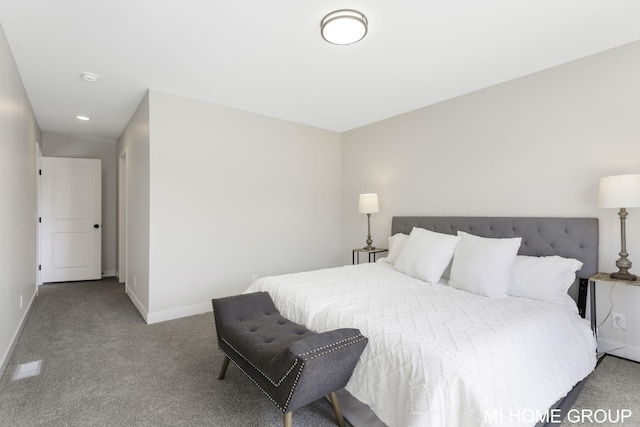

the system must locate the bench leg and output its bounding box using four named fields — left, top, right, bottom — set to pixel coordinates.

left=284, top=411, right=293, bottom=427
left=218, top=356, right=231, bottom=380
left=329, top=391, right=345, bottom=427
